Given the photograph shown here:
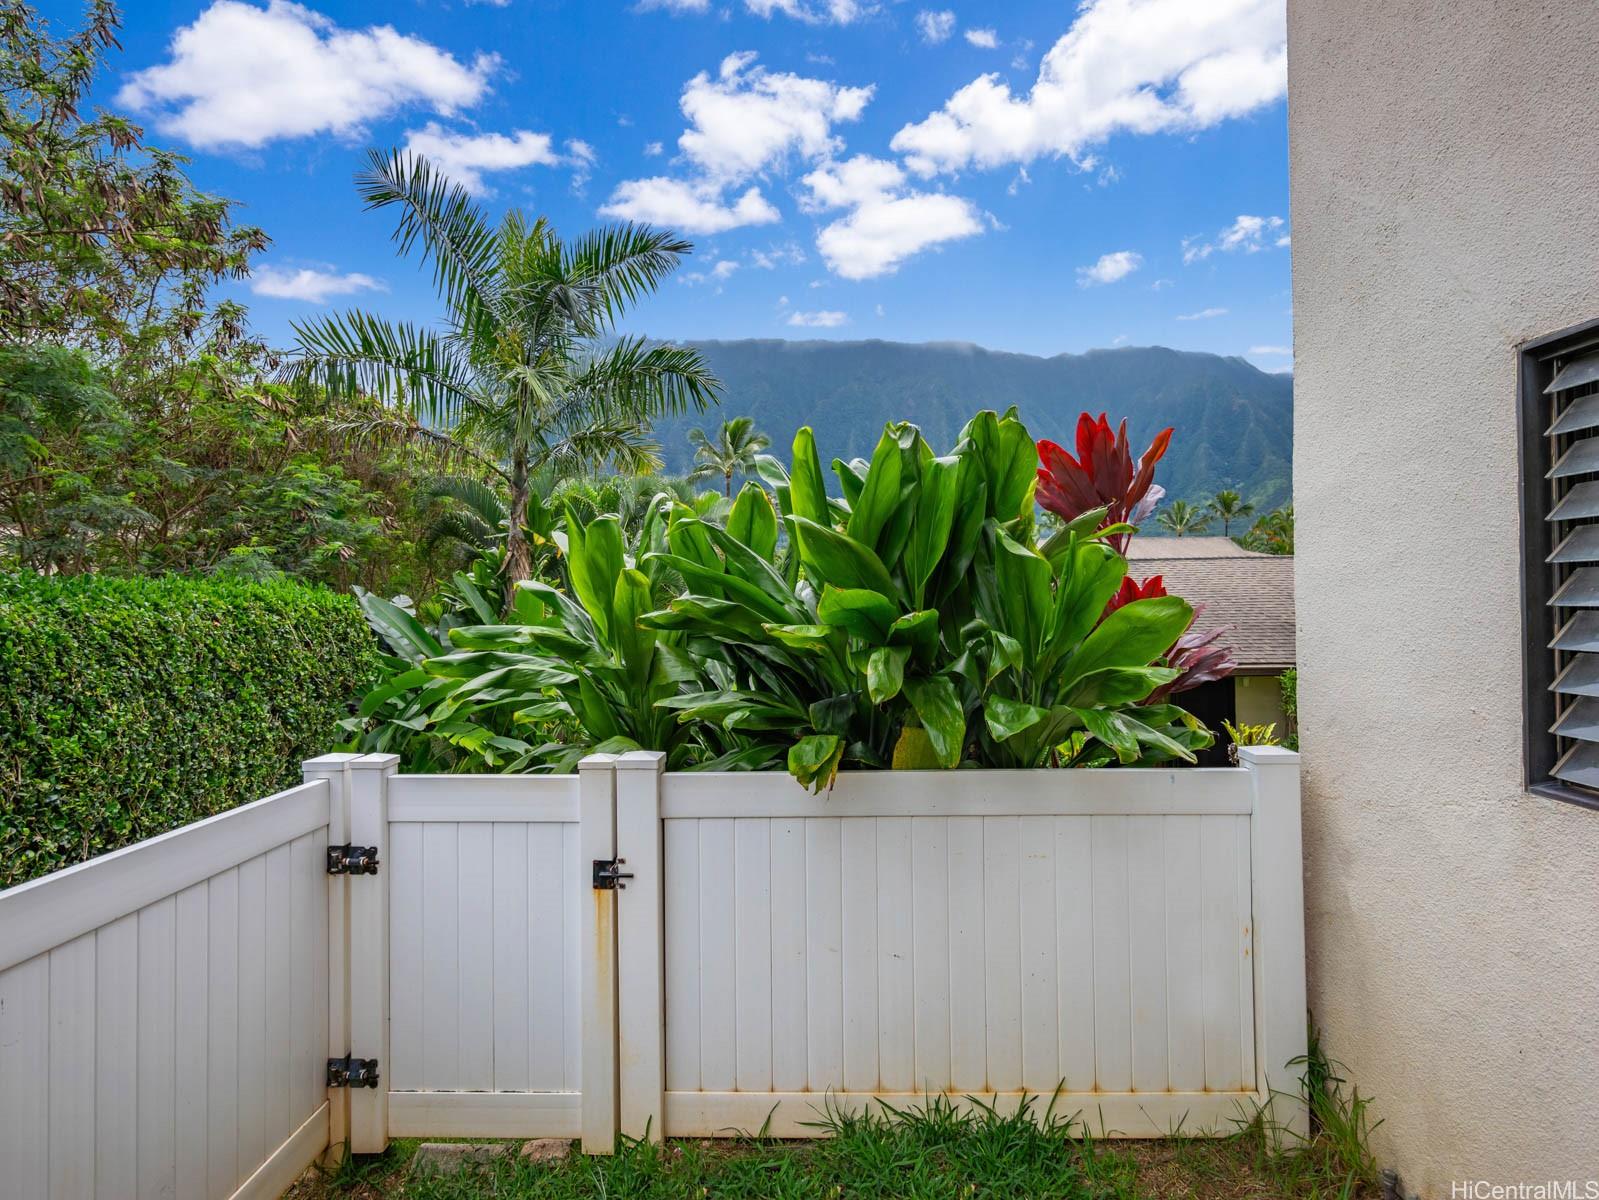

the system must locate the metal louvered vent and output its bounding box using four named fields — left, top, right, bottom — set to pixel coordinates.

left=1526, top=325, right=1599, bottom=808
